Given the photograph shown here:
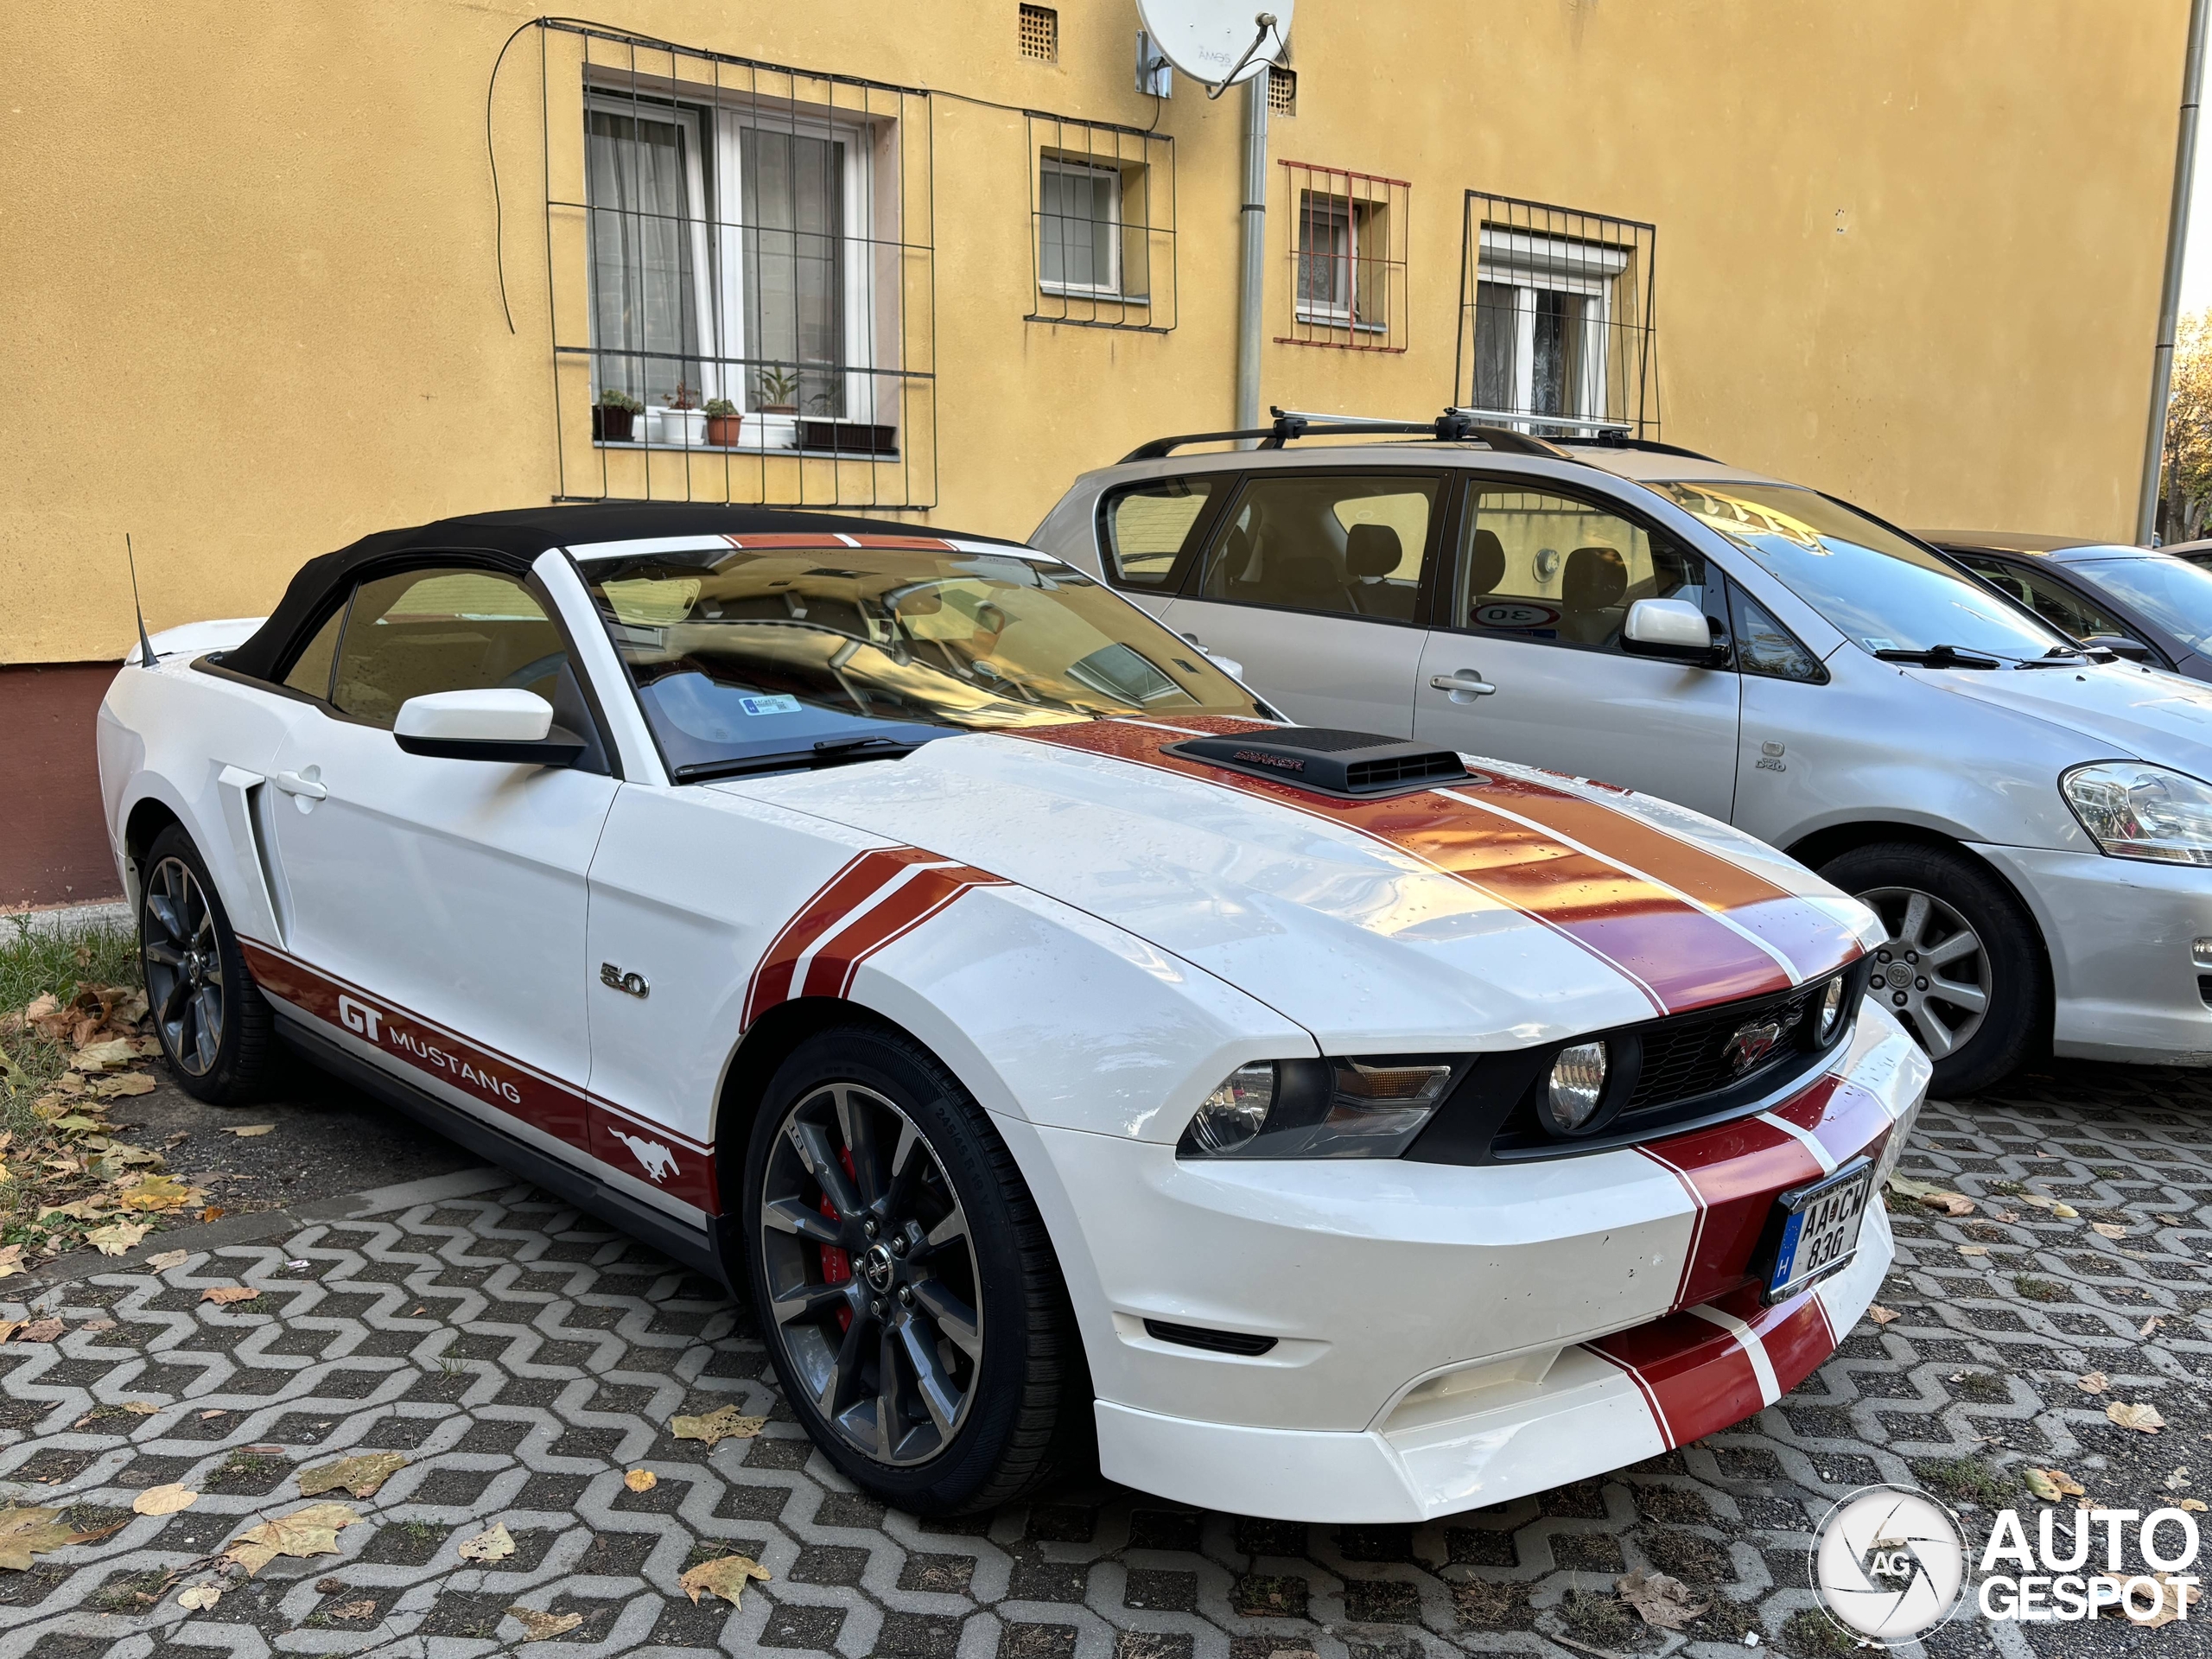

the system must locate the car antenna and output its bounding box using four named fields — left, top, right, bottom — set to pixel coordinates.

left=124, top=532, right=157, bottom=667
